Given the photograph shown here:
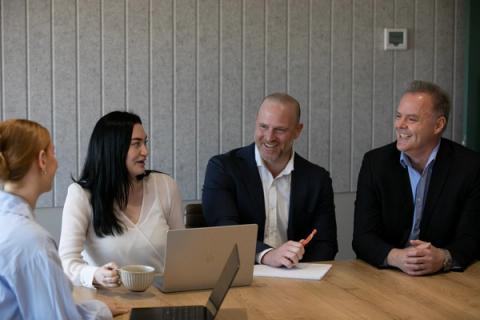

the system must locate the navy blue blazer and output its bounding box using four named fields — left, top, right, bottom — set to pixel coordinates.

left=202, top=143, right=338, bottom=261
left=353, top=138, right=480, bottom=270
